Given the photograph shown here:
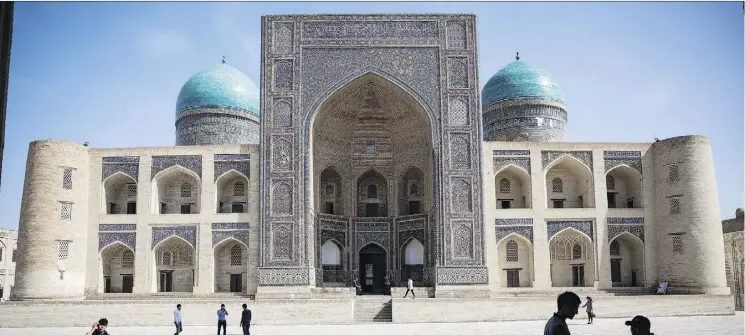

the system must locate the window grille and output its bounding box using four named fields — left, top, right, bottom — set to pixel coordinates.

left=60, top=202, right=72, bottom=220
left=127, top=184, right=137, bottom=197
left=122, top=250, right=134, bottom=268
left=234, top=182, right=245, bottom=197
left=672, top=236, right=683, bottom=254
left=668, top=164, right=679, bottom=182
left=57, top=240, right=70, bottom=260
left=572, top=244, right=582, bottom=260
left=552, top=178, right=563, bottom=193
left=606, top=175, right=615, bottom=190
left=230, top=244, right=242, bottom=266
left=505, top=240, right=519, bottom=262
left=162, top=251, right=172, bottom=265
left=181, top=183, right=191, bottom=198
left=610, top=240, right=620, bottom=256
left=367, top=184, right=378, bottom=199
left=670, top=197, right=680, bottom=214
left=63, top=168, right=73, bottom=189
left=499, top=178, right=511, bottom=193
